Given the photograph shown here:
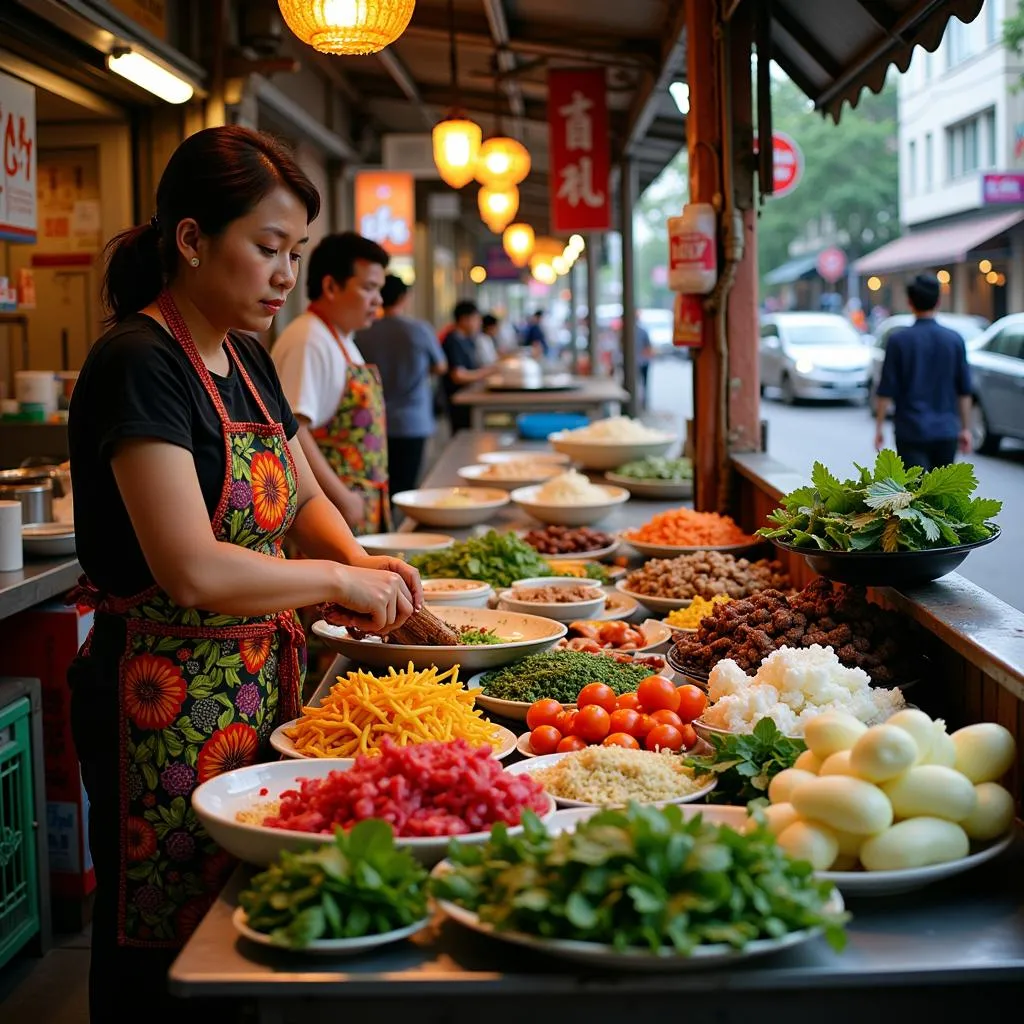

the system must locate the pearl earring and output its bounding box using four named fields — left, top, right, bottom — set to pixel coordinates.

left=190, top=257, right=200, bottom=268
